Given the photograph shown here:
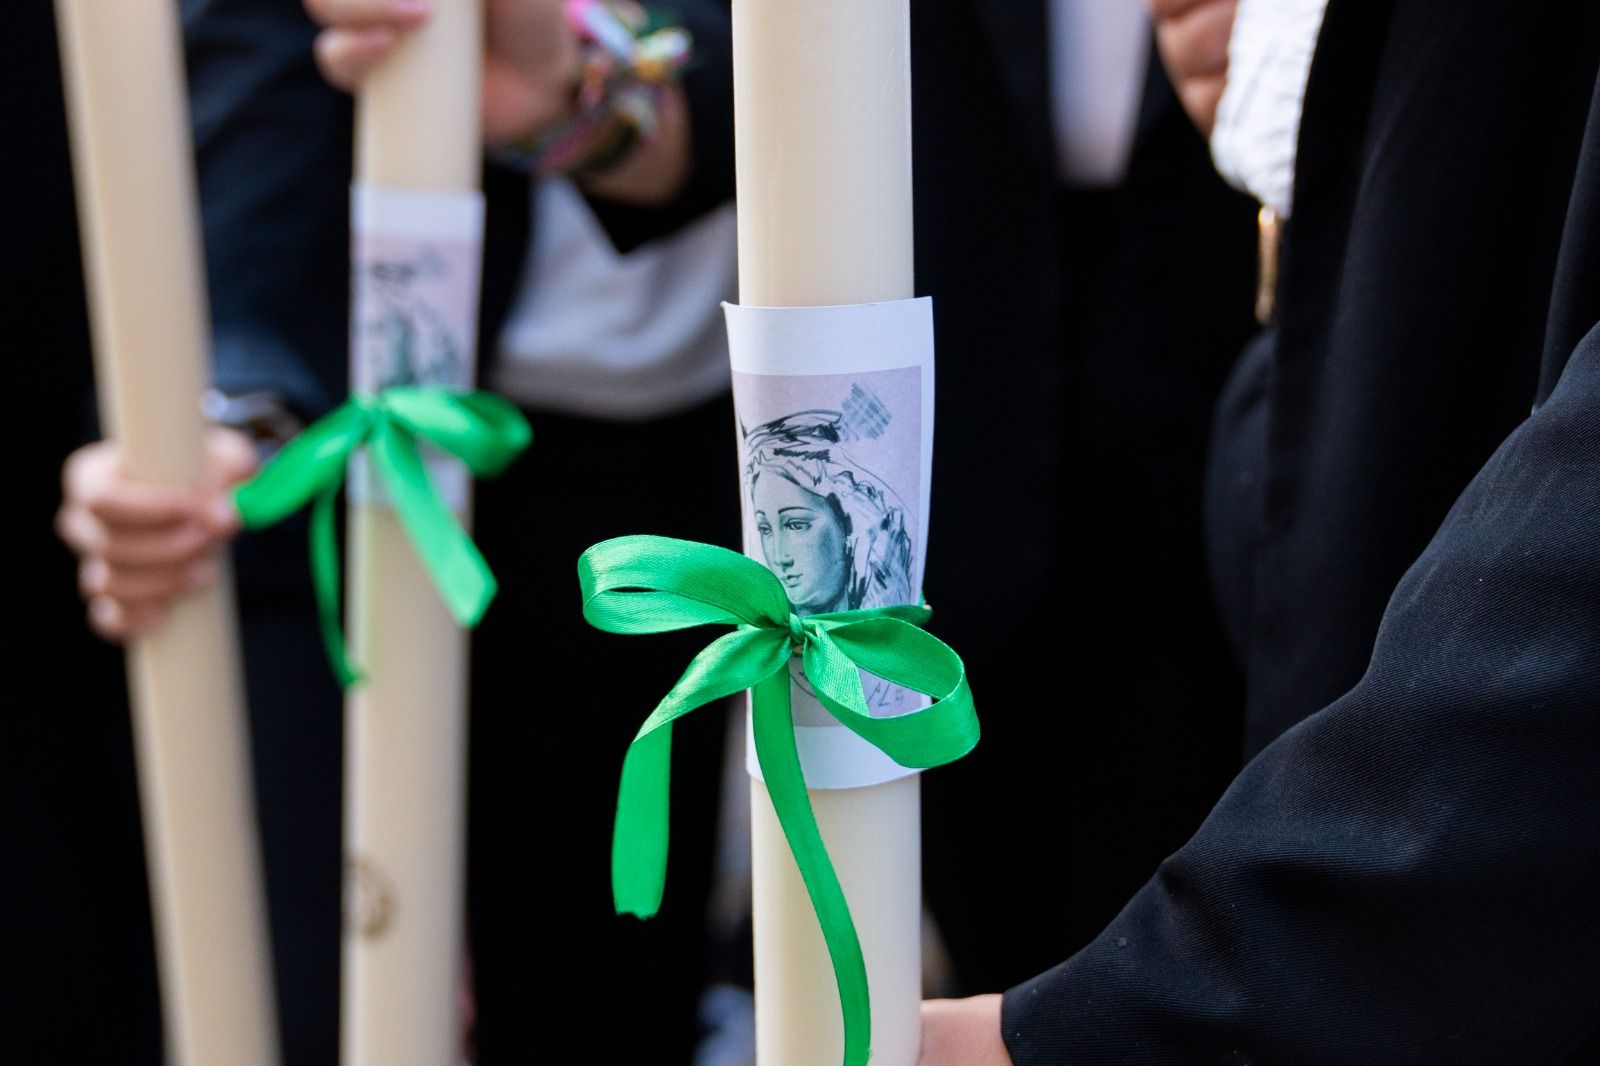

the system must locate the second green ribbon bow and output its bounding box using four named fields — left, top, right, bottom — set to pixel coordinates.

left=234, top=387, right=532, bottom=686
left=579, top=534, right=980, bottom=1066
